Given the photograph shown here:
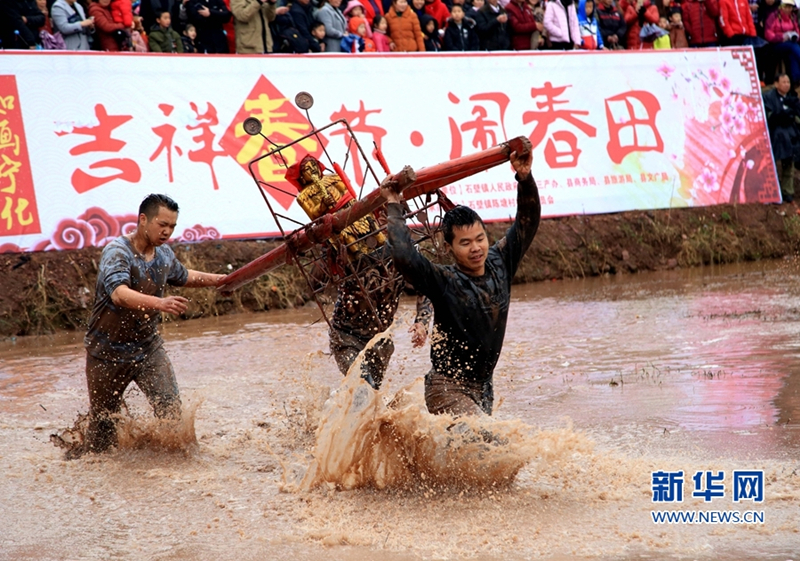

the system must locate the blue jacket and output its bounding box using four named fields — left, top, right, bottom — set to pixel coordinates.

left=577, top=0, right=604, bottom=49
